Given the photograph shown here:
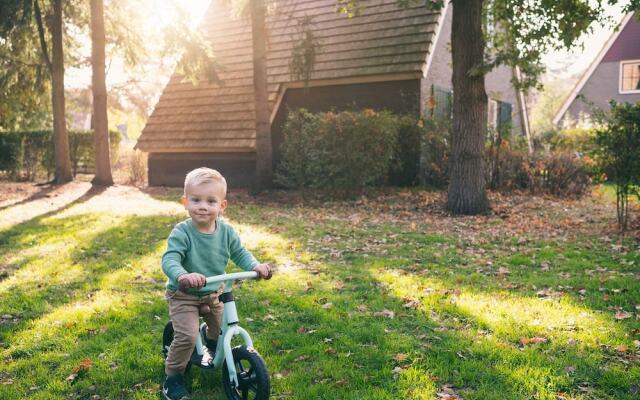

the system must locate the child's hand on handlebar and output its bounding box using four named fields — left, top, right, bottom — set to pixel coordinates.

left=178, top=272, right=207, bottom=289
left=253, top=263, right=273, bottom=280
